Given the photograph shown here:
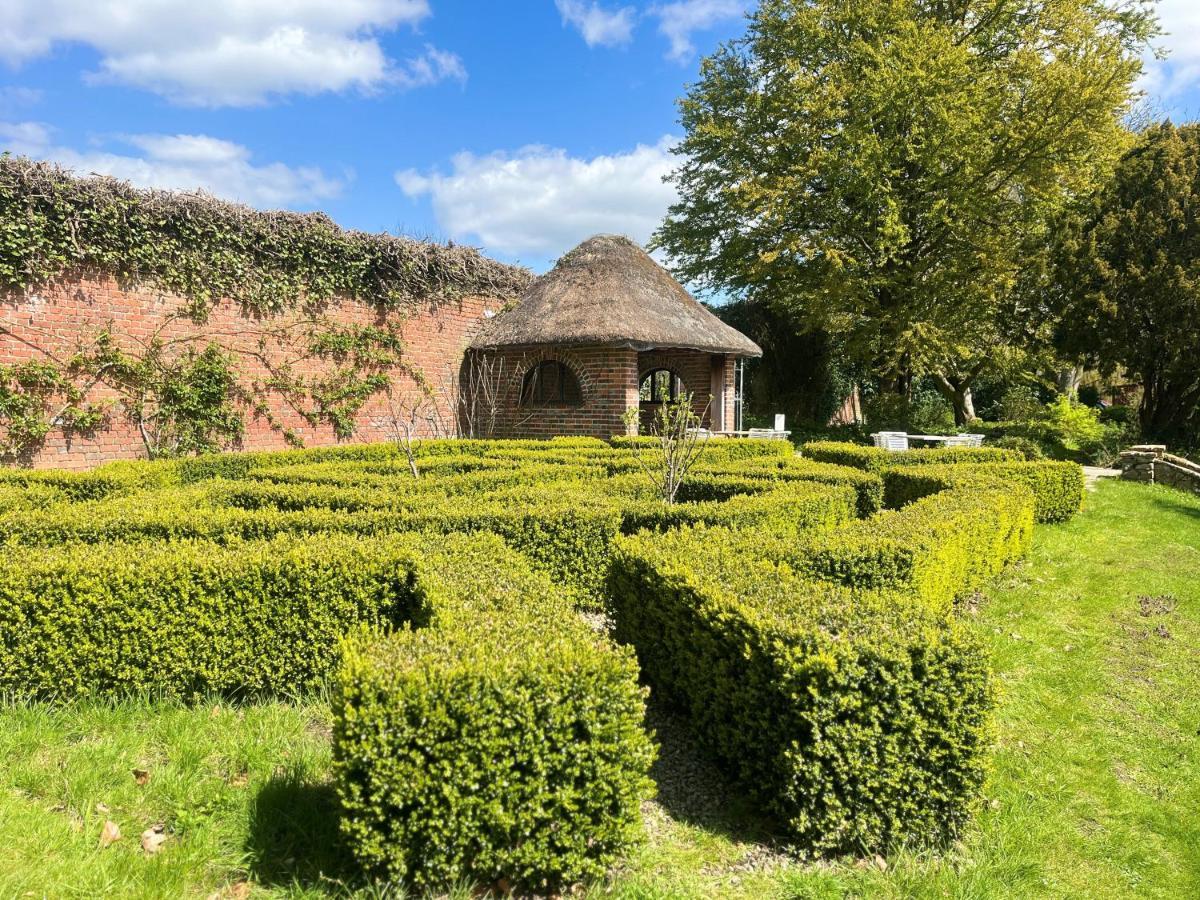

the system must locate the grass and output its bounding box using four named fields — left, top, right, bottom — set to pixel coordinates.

left=0, top=479, right=1197, bottom=898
